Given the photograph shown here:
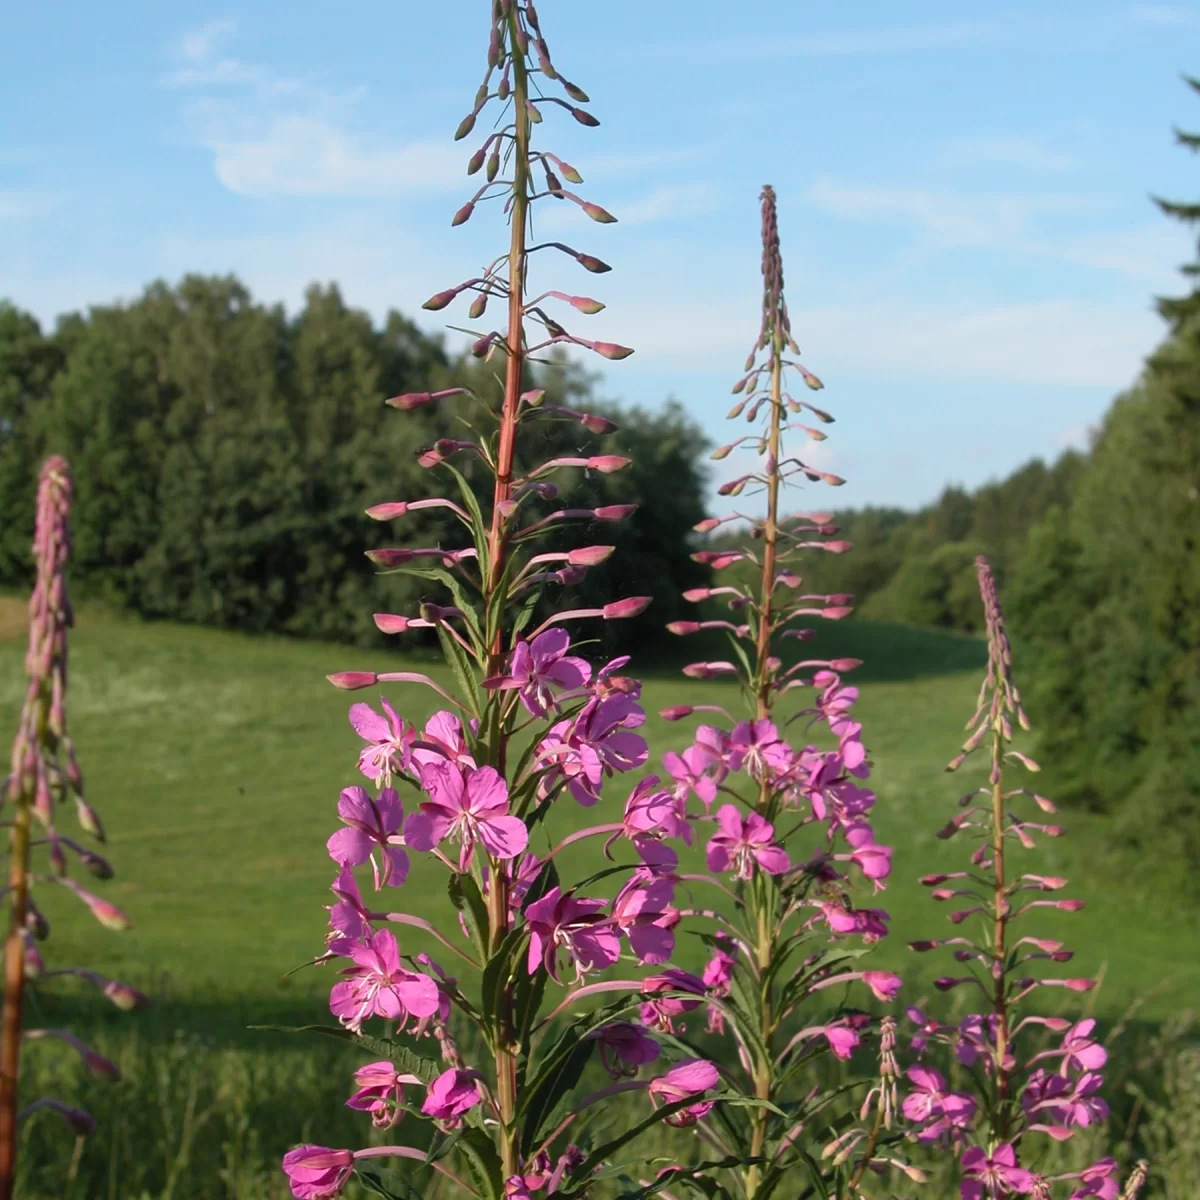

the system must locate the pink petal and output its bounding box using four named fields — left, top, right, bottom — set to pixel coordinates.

left=349, top=703, right=390, bottom=742
left=327, top=827, right=372, bottom=867
left=337, top=786, right=376, bottom=825
left=478, top=814, right=528, bottom=860
left=754, top=845, right=790, bottom=875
